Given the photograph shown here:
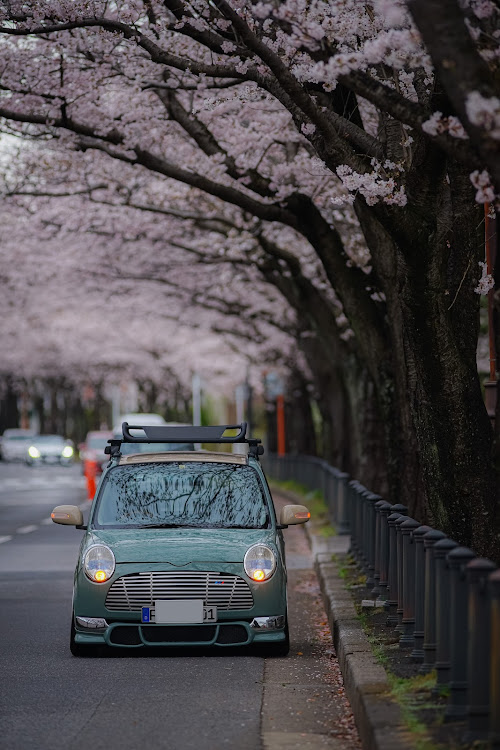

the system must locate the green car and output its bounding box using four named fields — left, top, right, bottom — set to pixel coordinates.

left=51, top=423, right=310, bottom=656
